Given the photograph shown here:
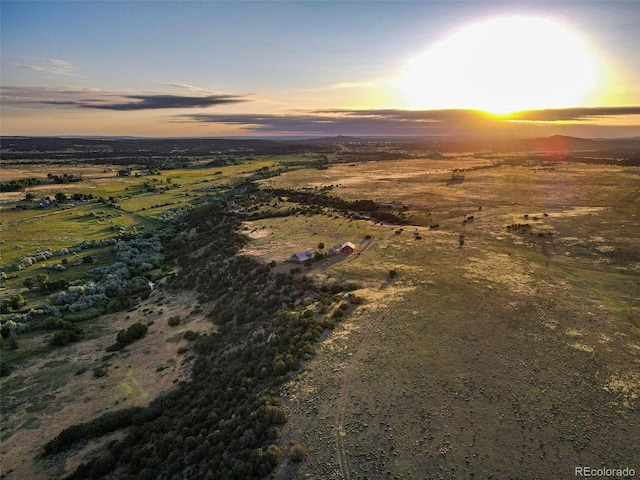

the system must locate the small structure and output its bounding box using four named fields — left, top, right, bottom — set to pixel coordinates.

left=287, top=250, right=315, bottom=263
left=340, top=242, right=355, bottom=253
